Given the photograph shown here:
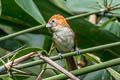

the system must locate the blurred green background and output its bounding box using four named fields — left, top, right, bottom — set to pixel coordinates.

left=0, top=0, right=120, bottom=80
